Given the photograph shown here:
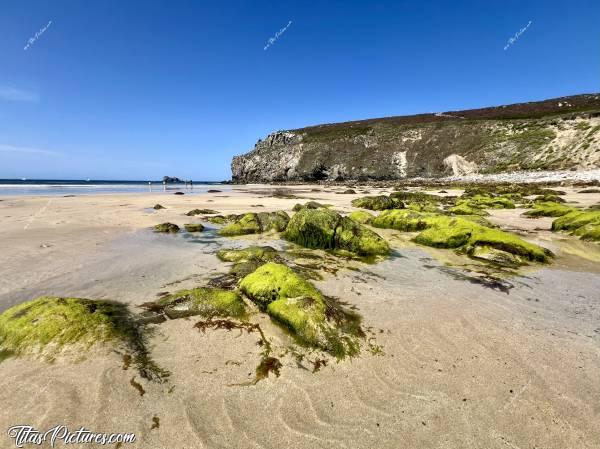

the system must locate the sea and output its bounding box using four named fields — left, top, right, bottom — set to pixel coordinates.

left=0, top=179, right=228, bottom=196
